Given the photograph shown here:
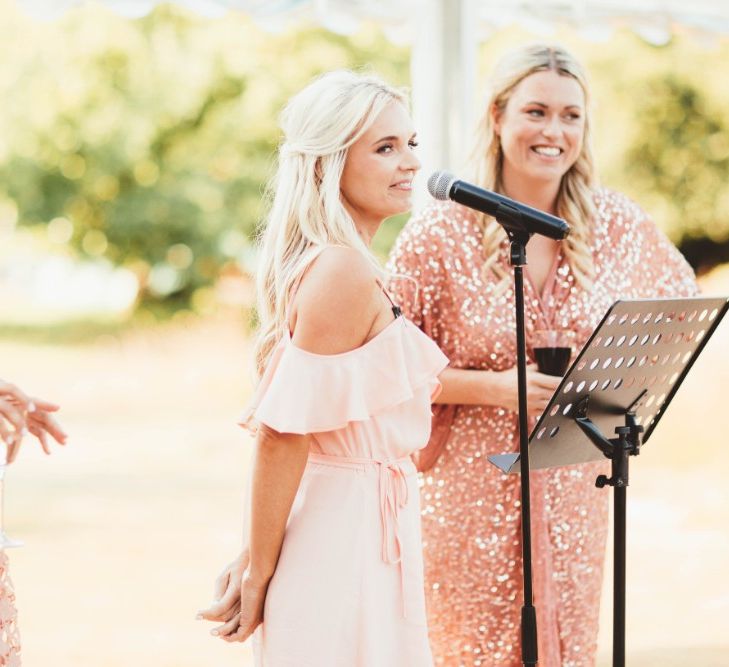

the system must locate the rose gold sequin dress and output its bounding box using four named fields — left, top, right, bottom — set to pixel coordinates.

left=387, top=189, right=698, bottom=667
left=0, top=552, right=20, bottom=666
